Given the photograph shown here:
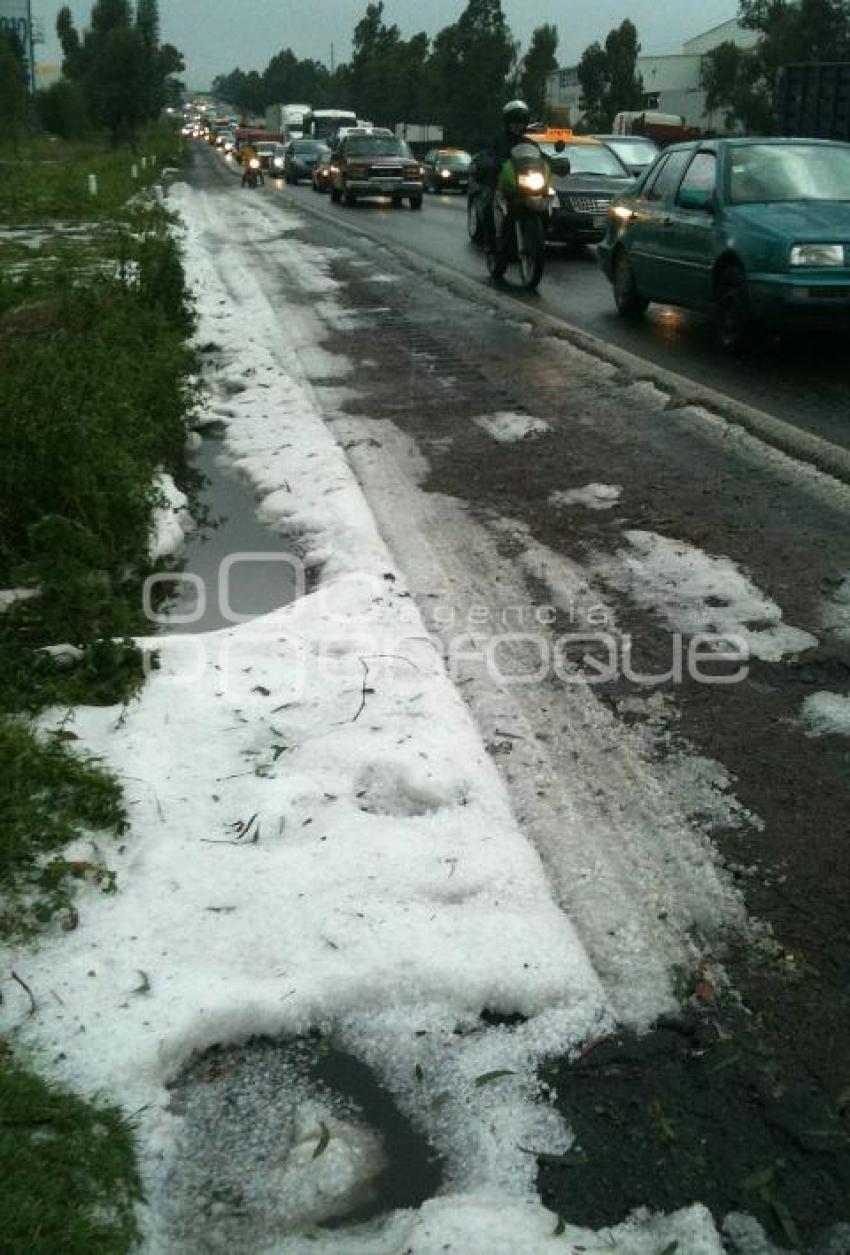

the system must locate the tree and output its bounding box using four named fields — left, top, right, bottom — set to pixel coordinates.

left=157, top=42, right=186, bottom=114
left=577, top=41, right=610, bottom=131
left=577, top=20, right=643, bottom=130
left=90, top=0, right=132, bottom=37
left=519, top=24, right=558, bottom=124
left=136, top=0, right=161, bottom=117
left=349, top=2, right=401, bottom=125
left=54, top=0, right=185, bottom=140
left=703, top=0, right=850, bottom=132
left=211, top=67, right=266, bottom=115
left=35, top=79, right=90, bottom=138
left=261, top=49, right=340, bottom=110
left=430, top=0, right=518, bottom=148
left=605, top=20, right=643, bottom=117
left=57, top=6, right=84, bottom=79
left=702, top=40, right=772, bottom=131
left=88, top=23, right=148, bottom=146
left=0, top=32, right=29, bottom=154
